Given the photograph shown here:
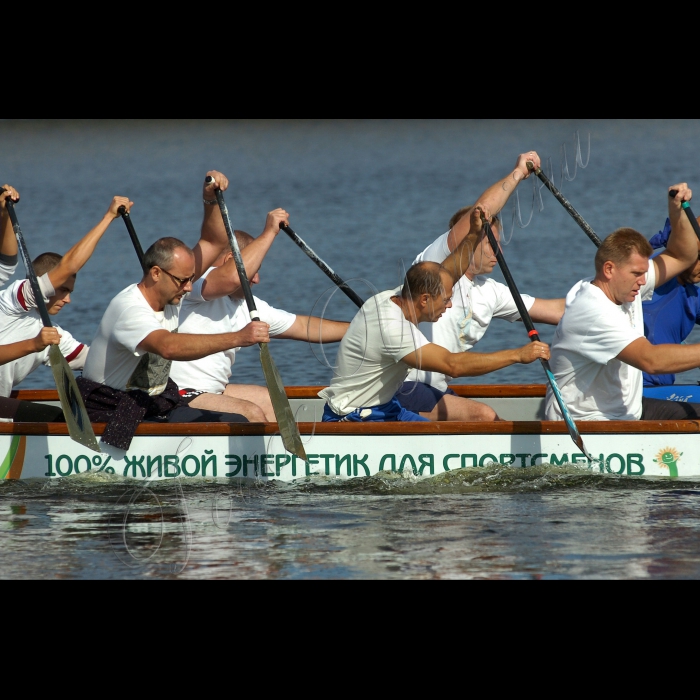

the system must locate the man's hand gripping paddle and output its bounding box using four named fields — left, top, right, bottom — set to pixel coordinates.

left=482, top=215, right=595, bottom=463
left=0, top=190, right=100, bottom=453
left=668, top=190, right=700, bottom=241
left=208, top=178, right=307, bottom=461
